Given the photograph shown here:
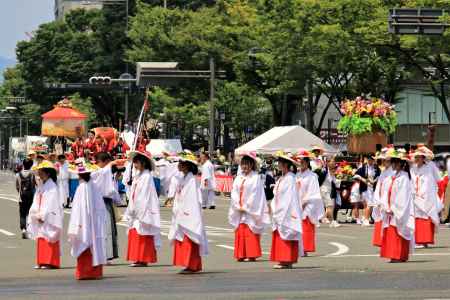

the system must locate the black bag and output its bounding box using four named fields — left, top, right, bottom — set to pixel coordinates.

left=19, top=172, right=35, bottom=197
